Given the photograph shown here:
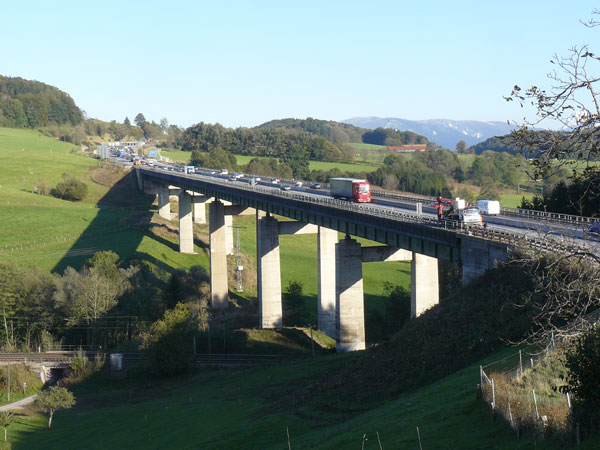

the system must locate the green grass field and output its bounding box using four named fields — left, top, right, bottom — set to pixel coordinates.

left=0, top=127, right=406, bottom=331
left=7, top=347, right=583, bottom=450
